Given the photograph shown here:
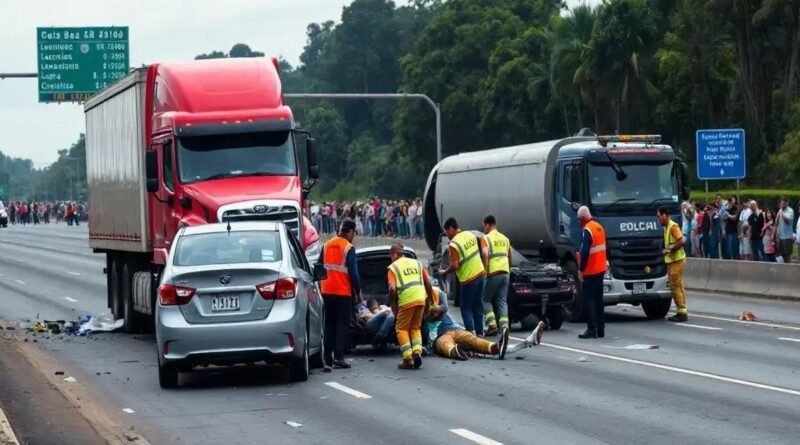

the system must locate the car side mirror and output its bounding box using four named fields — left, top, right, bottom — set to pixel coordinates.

left=145, top=151, right=159, bottom=193
left=313, top=263, right=327, bottom=281
left=306, top=138, right=319, bottom=180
